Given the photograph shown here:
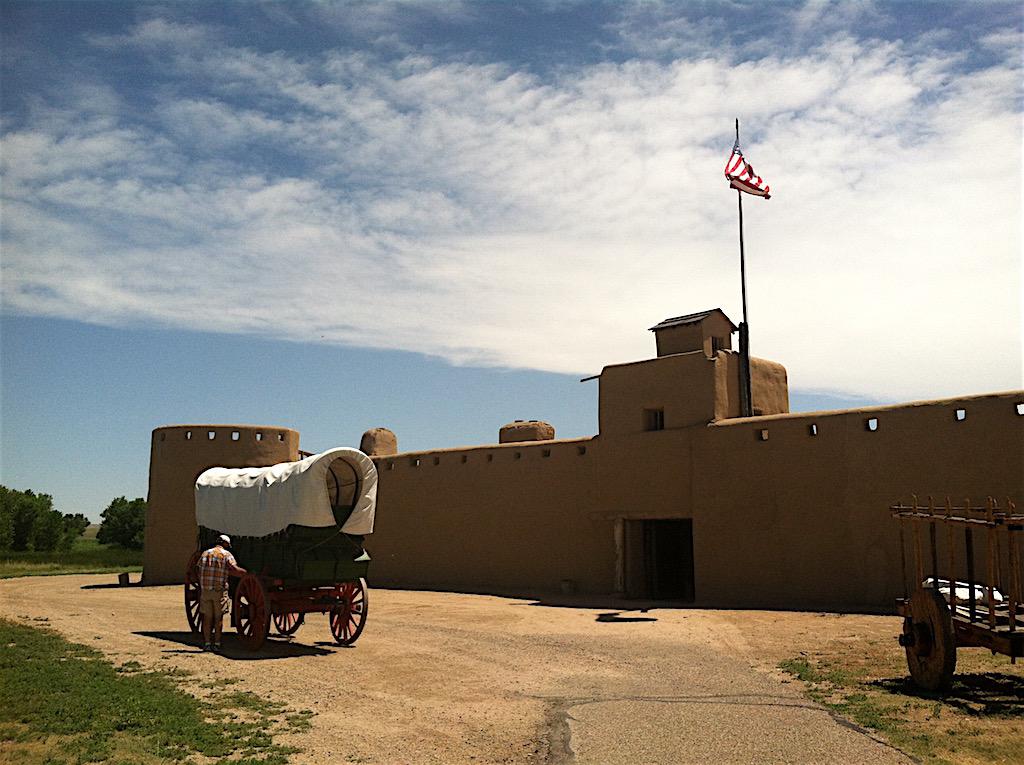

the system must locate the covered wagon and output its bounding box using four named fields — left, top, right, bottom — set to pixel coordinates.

left=185, top=447, right=377, bottom=649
